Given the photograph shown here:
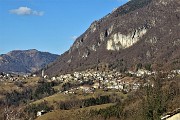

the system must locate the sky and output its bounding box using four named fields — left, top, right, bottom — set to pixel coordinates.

left=0, top=0, right=128, bottom=55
